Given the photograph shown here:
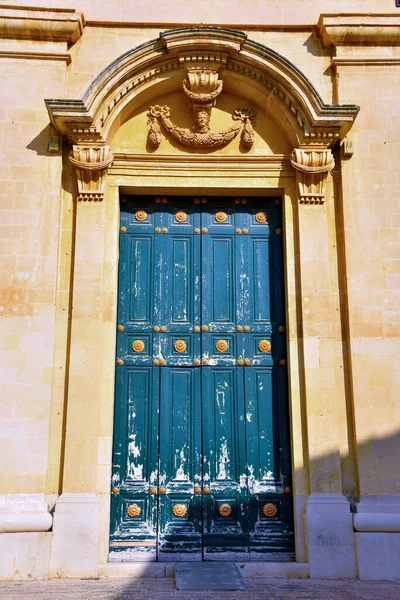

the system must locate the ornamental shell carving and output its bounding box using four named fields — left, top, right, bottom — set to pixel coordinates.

left=132, top=340, right=145, bottom=353
left=215, top=211, right=228, bottom=223
left=135, top=210, right=147, bottom=222
left=219, top=504, right=232, bottom=517
left=175, top=210, right=188, bottom=223
left=173, top=504, right=187, bottom=517
left=127, top=503, right=141, bottom=517
left=174, top=340, right=187, bottom=353
left=215, top=339, right=228, bottom=353
left=258, top=340, right=271, bottom=353
left=255, top=211, right=267, bottom=223
left=263, top=503, right=277, bottom=517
